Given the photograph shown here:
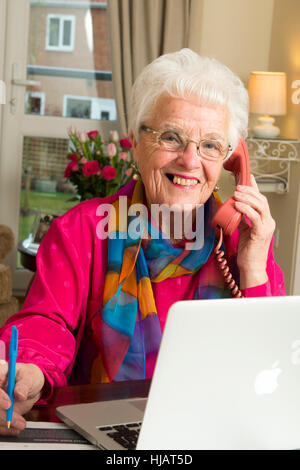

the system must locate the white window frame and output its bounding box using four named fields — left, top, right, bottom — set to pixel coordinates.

left=63, top=95, right=117, bottom=121
left=63, top=95, right=92, bottom=119
left=46, top=14, right=76, bottom=52
left=0, top=0, right=120, bottom=296
left=93, top=98, right=116, bottom=121
left=25, top=91, right=45, bottom=115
